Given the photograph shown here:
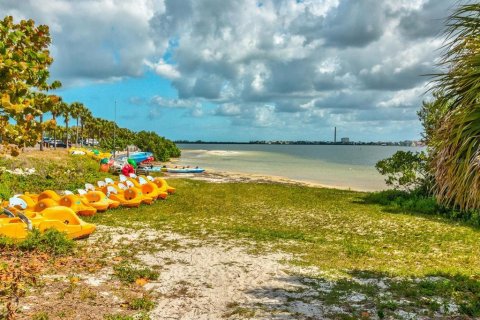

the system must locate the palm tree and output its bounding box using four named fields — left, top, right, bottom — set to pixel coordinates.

left=50, top=99, right=63, bottom=150
left=33, top=93, right=58, bottom=151
left=70, top=102, right=83, bottom=146
left=431, top=3, right=480, bottom=210
left=79, top=106, right=92, bottom=146
left=60, top=102, right=71, bottom=147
